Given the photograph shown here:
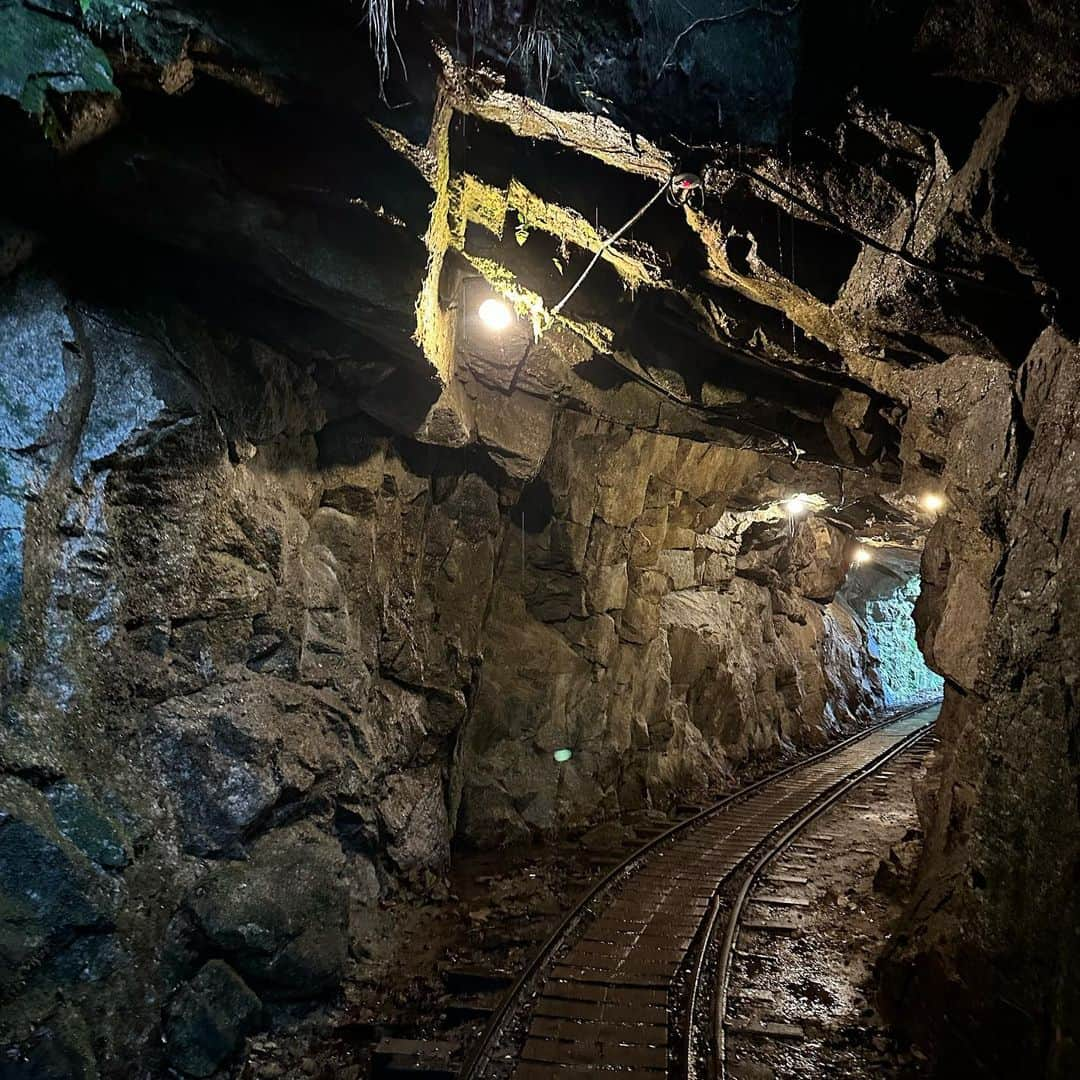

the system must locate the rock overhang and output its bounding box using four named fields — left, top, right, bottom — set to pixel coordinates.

left=2, top=1, right=1073, bottom=683
left=6, top=1, right=1055, bottom=517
